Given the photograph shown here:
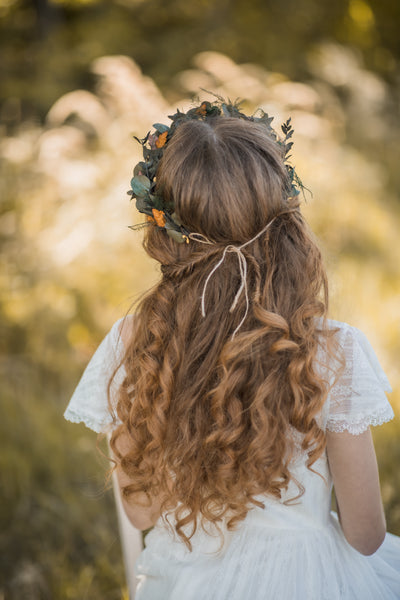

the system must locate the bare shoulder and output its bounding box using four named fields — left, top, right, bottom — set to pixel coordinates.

left=118, top=314, right=136, bottom=349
